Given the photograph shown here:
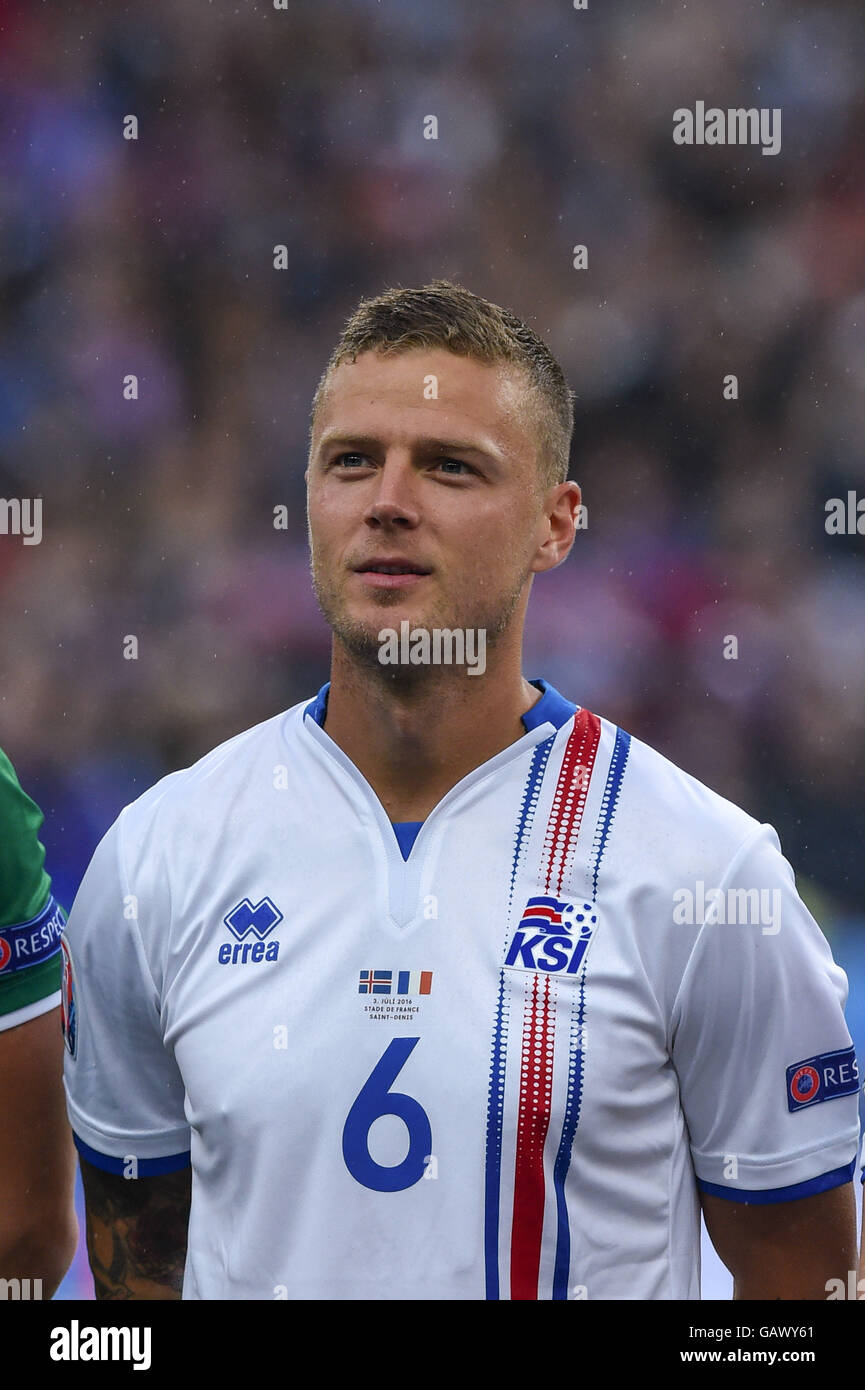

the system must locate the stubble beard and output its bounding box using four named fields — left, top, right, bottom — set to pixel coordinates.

left=310, top=557, right=528, bottom=685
